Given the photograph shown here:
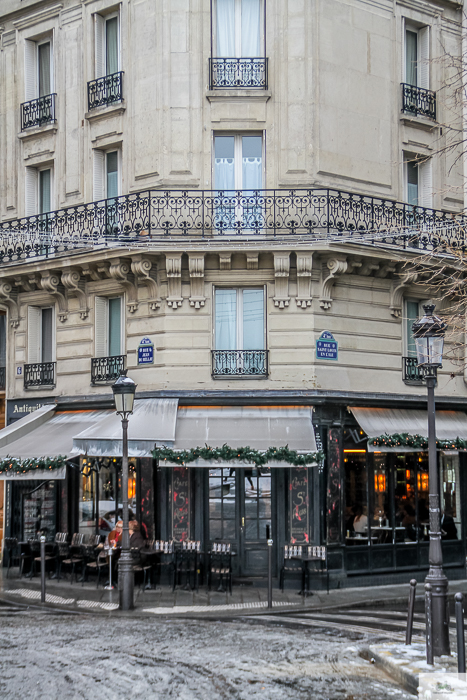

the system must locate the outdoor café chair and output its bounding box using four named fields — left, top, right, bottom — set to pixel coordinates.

left=3, top=537, right=18, bottom=578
